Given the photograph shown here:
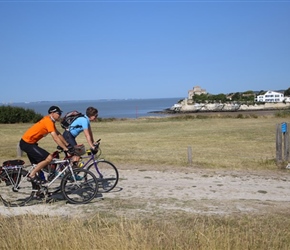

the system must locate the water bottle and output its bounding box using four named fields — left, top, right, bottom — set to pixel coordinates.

left=78, top=161, right=84, bottom=168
